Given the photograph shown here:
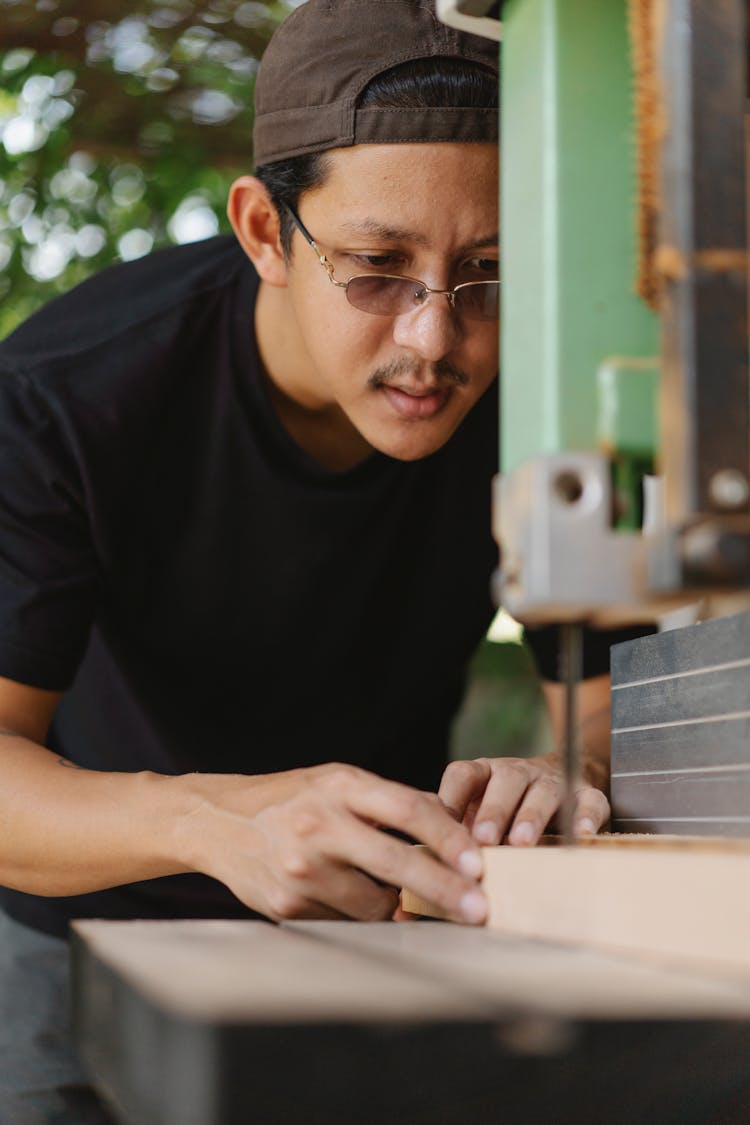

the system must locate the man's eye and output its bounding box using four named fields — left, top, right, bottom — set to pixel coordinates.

left=464, top=257, right=499, bottom=275
left=350, top=253, right=402, bottom=270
